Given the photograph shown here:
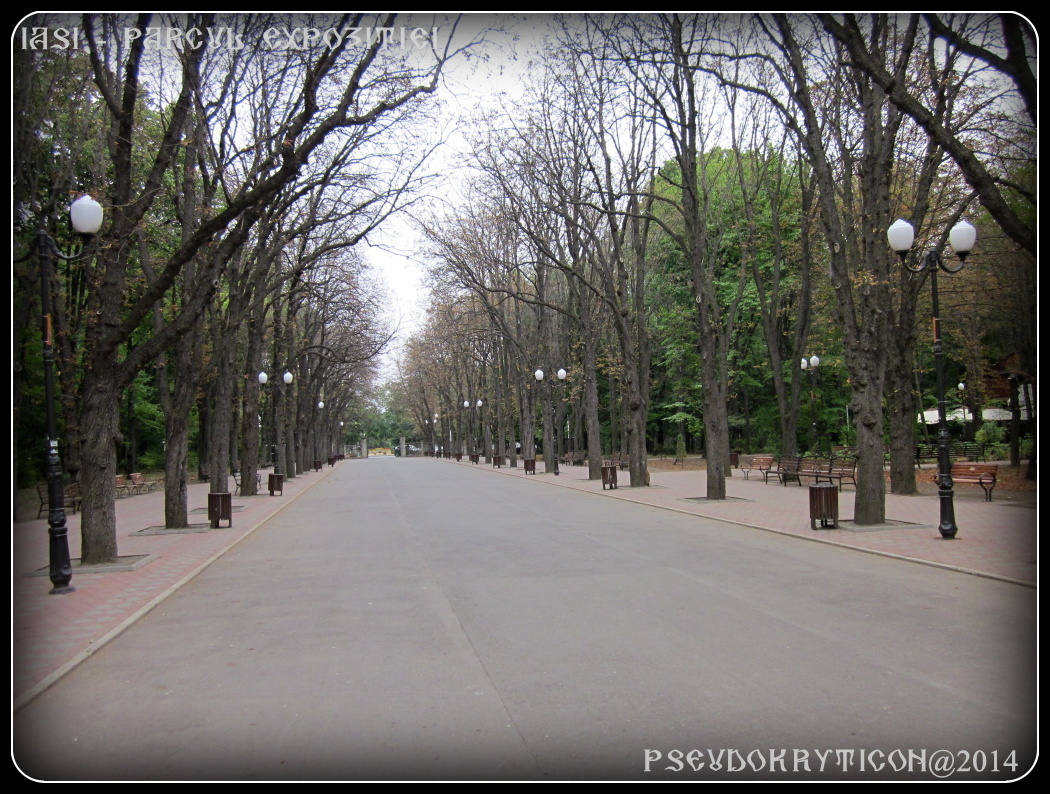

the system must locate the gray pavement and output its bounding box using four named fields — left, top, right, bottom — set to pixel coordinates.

left=11, top=457, right=1037, bottom=781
